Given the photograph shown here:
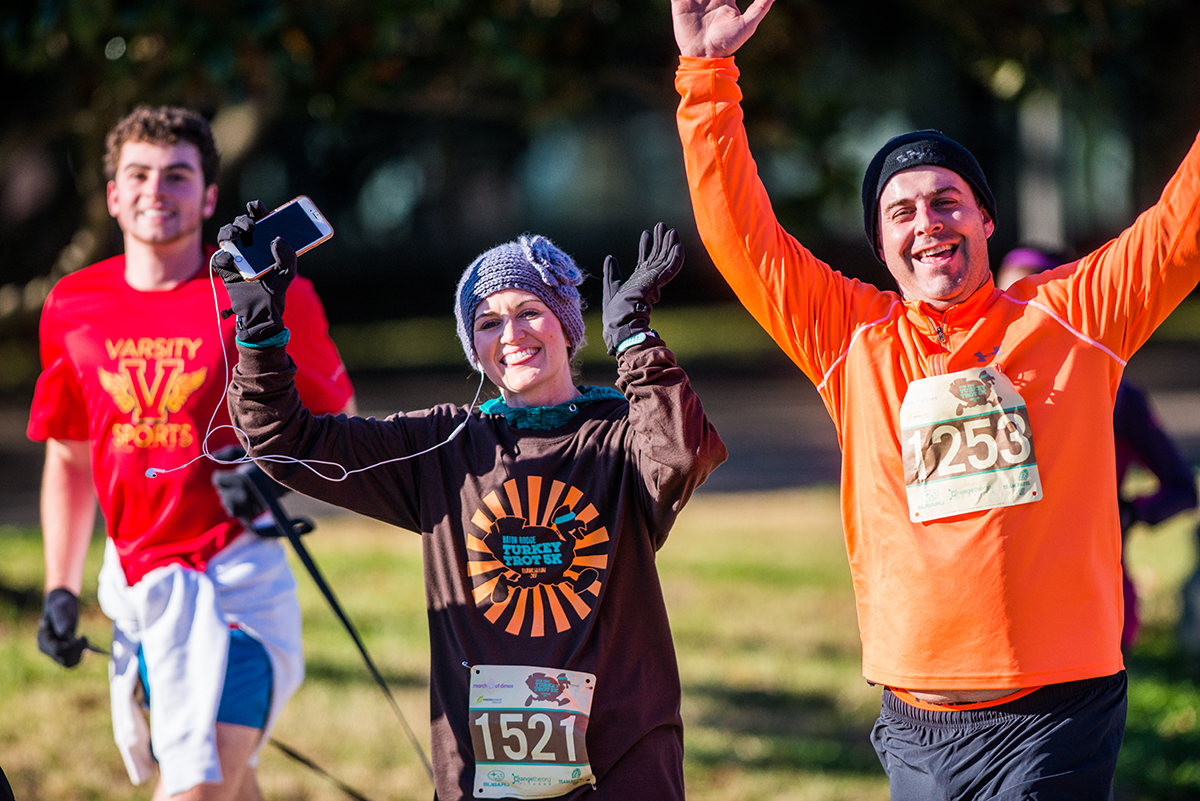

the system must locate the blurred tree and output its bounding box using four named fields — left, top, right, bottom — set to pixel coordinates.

left=0, top=0, right=685, bottom=327
left=730, top=0, right=1200, bottom=283
left=1, top=0, right=1197, bottom=334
